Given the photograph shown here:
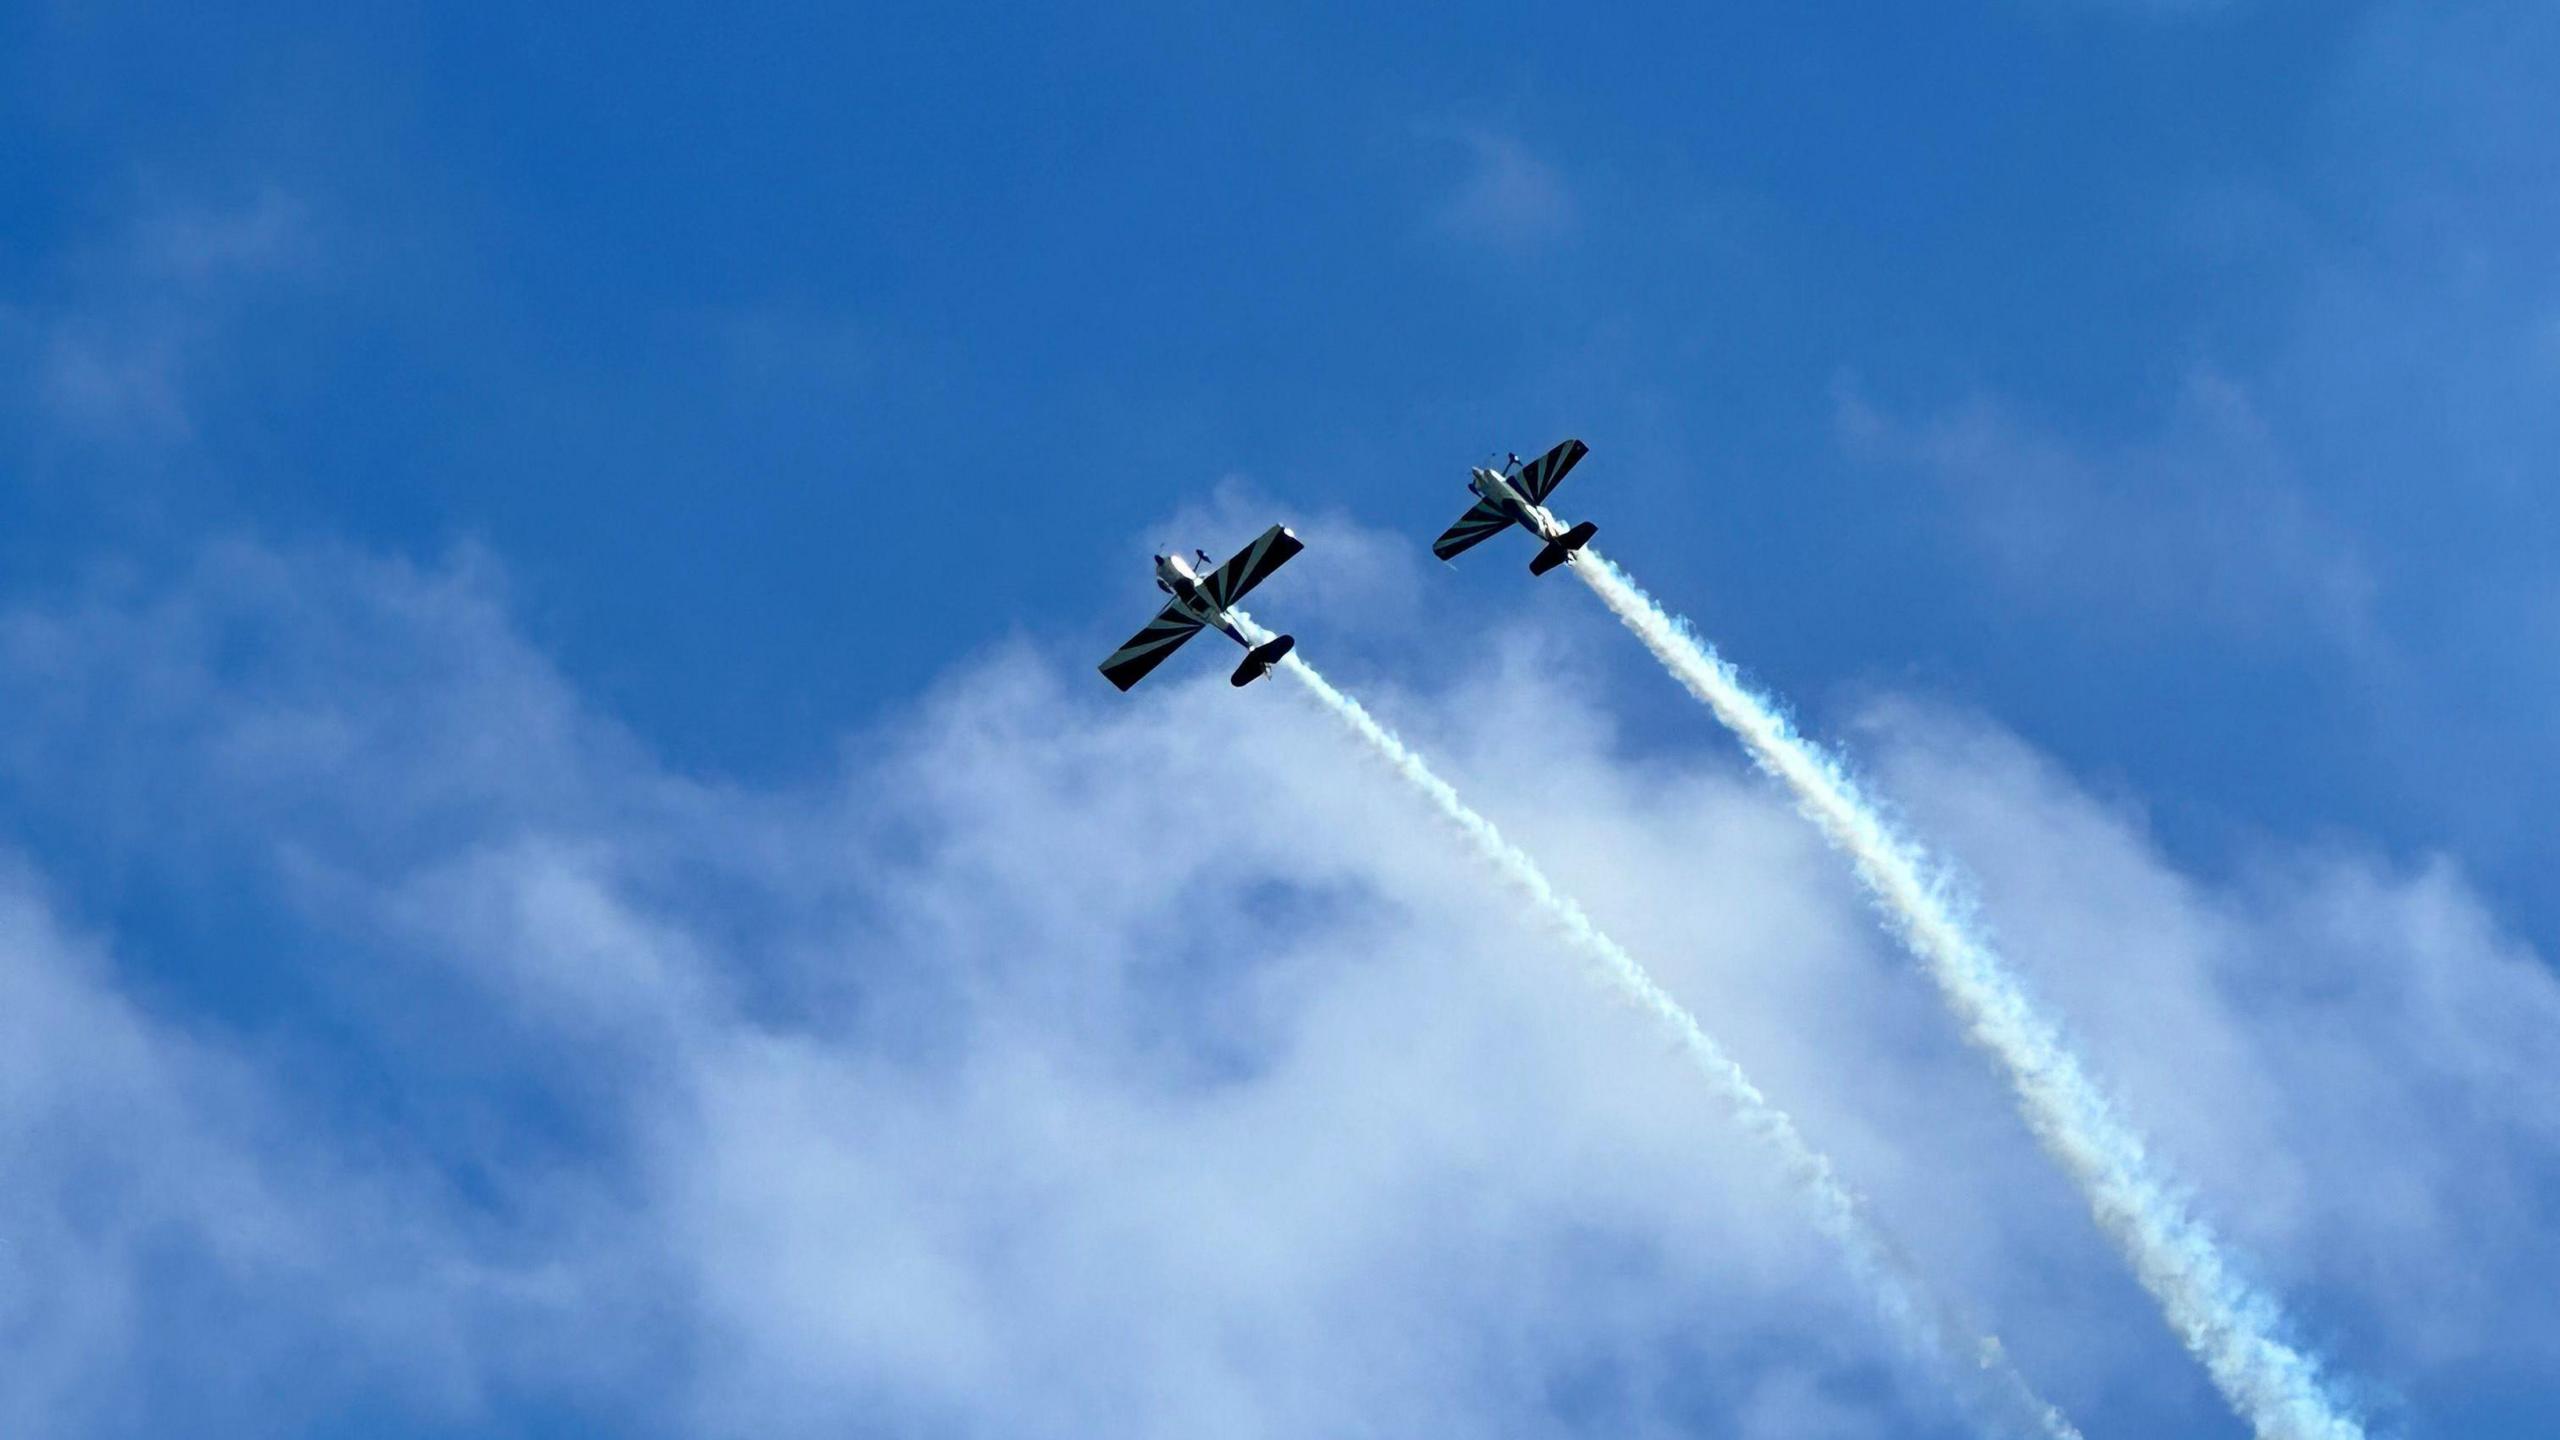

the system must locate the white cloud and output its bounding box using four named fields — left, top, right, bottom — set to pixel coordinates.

left=132, top=190, right=314, bottom=285
left=0, top=858, right=581, bottom=1438
left=36, top=318, right=194, bottom=443
left=7, top=190, right=319, bottom=452
left=1426, top=127, right=1576, bottom=257
left=1859, top=697, right=2560, bottom=1386
left=1835, top=372, right=2379, bottom=655
left=0, top=534, right=2552, bottom=1435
